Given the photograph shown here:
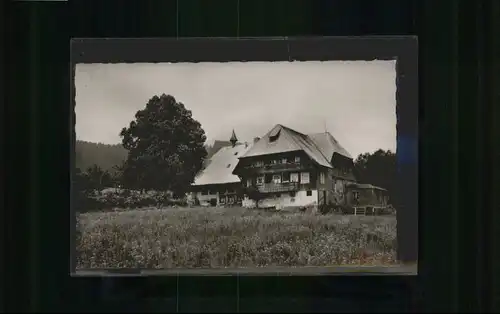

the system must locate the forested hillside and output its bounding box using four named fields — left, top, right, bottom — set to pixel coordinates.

left=76, top=140, right=220, bottom=172
left=75, top=140, right=127, bottom=172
